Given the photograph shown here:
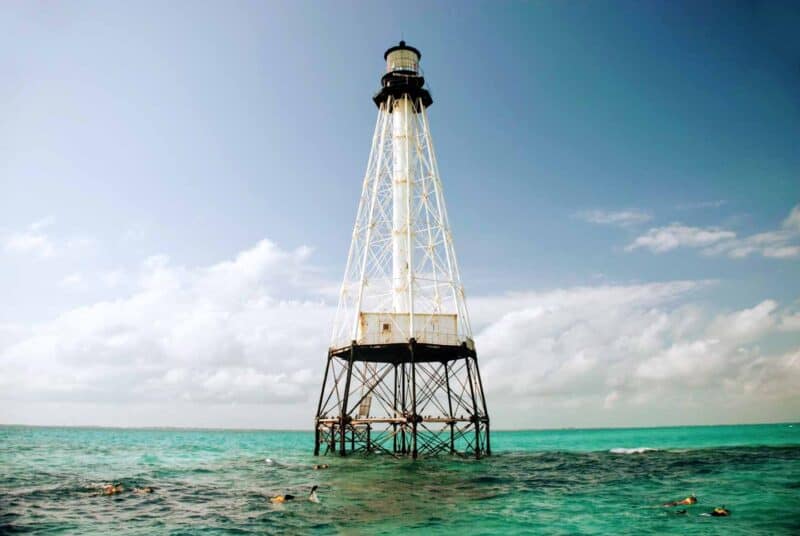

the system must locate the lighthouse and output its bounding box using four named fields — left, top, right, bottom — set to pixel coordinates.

left=314, top=41, right=490, bottom=458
